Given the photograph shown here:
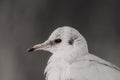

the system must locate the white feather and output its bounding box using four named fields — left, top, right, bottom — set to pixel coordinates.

left=35, top=26, right=120, bottom=80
